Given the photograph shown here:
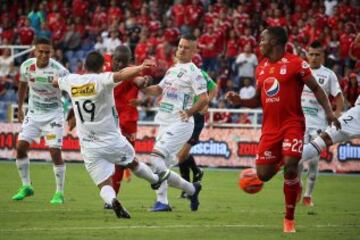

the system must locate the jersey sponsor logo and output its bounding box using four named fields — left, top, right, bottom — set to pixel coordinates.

left=71, top=83, right=96, bottom=97
left=263, top=77, right=280, bottom=97
left=282, top=139, right=291, bottom=150
left=164, top=87, right=179, bottom=100
left=45, top=134, right=56, bottom=140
